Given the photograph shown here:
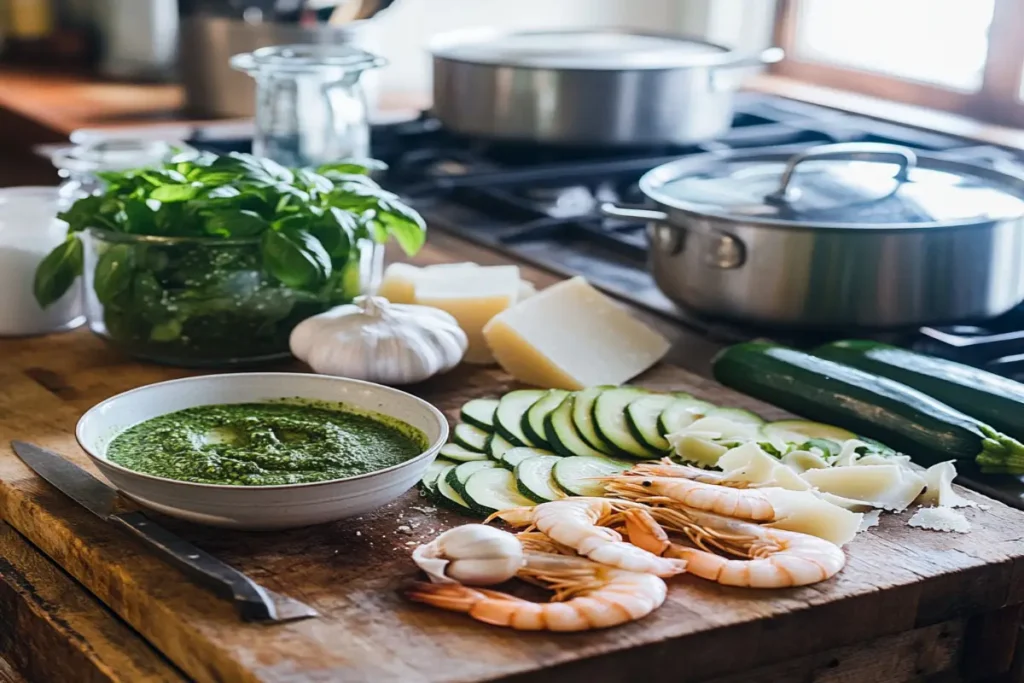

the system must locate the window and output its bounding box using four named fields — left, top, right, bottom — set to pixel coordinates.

left=773, top=0, right=1024, bottom=127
